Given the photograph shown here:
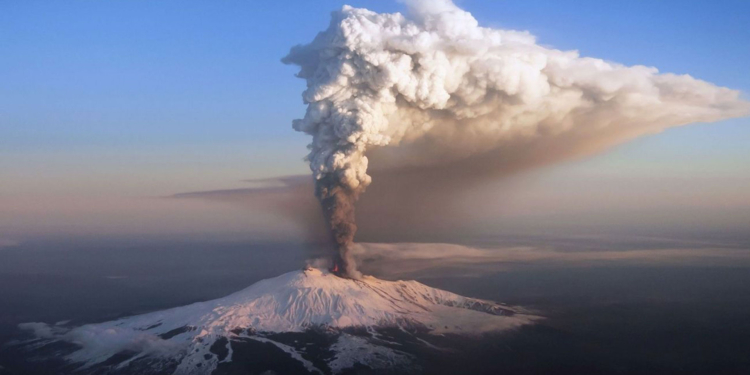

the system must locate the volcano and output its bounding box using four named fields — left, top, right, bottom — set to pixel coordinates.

left=15, top=268, right=536, bottom=374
